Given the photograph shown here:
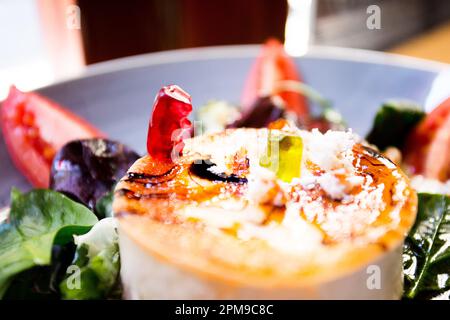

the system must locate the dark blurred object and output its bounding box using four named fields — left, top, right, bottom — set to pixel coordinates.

left=78, top=0, right=450, bottom=63
left=228, top=96, right=285, bottom=129
left=50, top=138, right=140, bottom=215
left=315, top=0, right=450, bottom=49
left=78, top=0, right=287, bottom=64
